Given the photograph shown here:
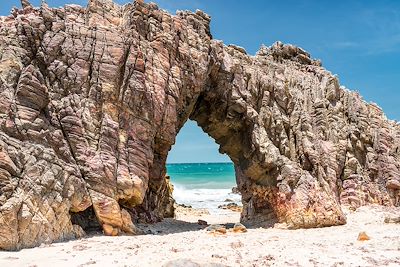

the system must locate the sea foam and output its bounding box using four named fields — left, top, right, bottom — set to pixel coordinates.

left=173, top=184, right=241, bottom=214
left=167, top=163, right=242, bottom=214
